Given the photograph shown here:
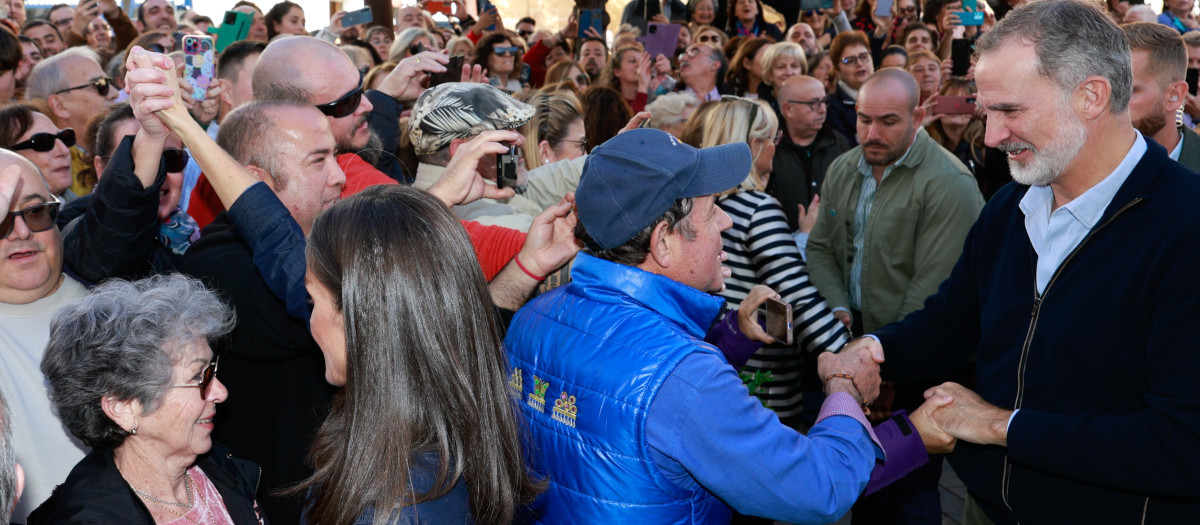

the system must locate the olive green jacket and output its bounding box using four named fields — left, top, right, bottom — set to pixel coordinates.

left=1177, top=125, right=1200, bottom=174
left=806, top=129, right=985, bottom=334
